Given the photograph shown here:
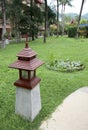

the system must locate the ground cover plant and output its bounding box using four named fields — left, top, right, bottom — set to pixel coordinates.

left=0, top=37, right=88, bottom=130
left=46, top=58, right=85, bottom=72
